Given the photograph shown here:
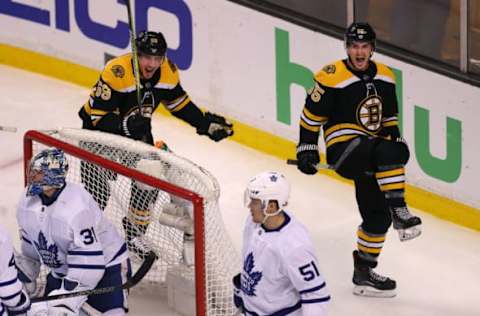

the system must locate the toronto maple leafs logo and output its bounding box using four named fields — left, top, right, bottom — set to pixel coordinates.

left=34, top=231, right=61, bottom=268
left=270, top=174, right=278, bottom=182
left=241, top=252, right=262, bottom=296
